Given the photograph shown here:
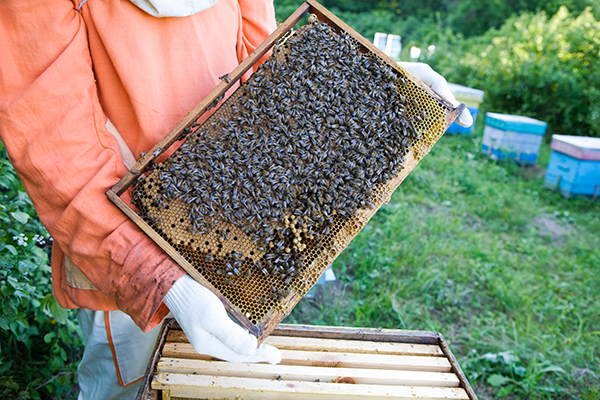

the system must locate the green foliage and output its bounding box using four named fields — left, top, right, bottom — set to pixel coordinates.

left=275, top=0, right=600, bottom=42
left=275, top=3, right=600, bottom=135
left=287, top=133, right=600, bottom=399
left=446, top=0, right=600, bottom=38
left=463, top=349, right=568, bottom=398
left=0, top=142, right=83, bottom=399
left=429, top=6, right=600, bottom=138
